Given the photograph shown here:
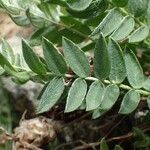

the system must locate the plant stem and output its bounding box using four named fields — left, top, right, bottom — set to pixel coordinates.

left=65, top=74, right=150, bottom=96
